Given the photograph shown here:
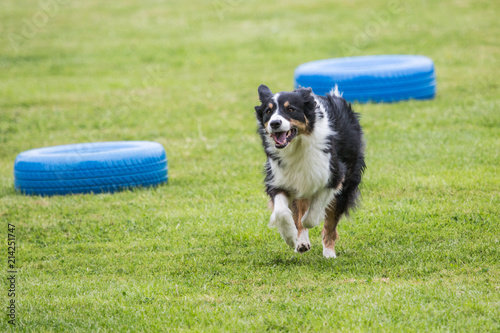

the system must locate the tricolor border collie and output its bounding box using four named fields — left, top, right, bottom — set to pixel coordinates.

left=254, top=84, right=365, bottom=258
